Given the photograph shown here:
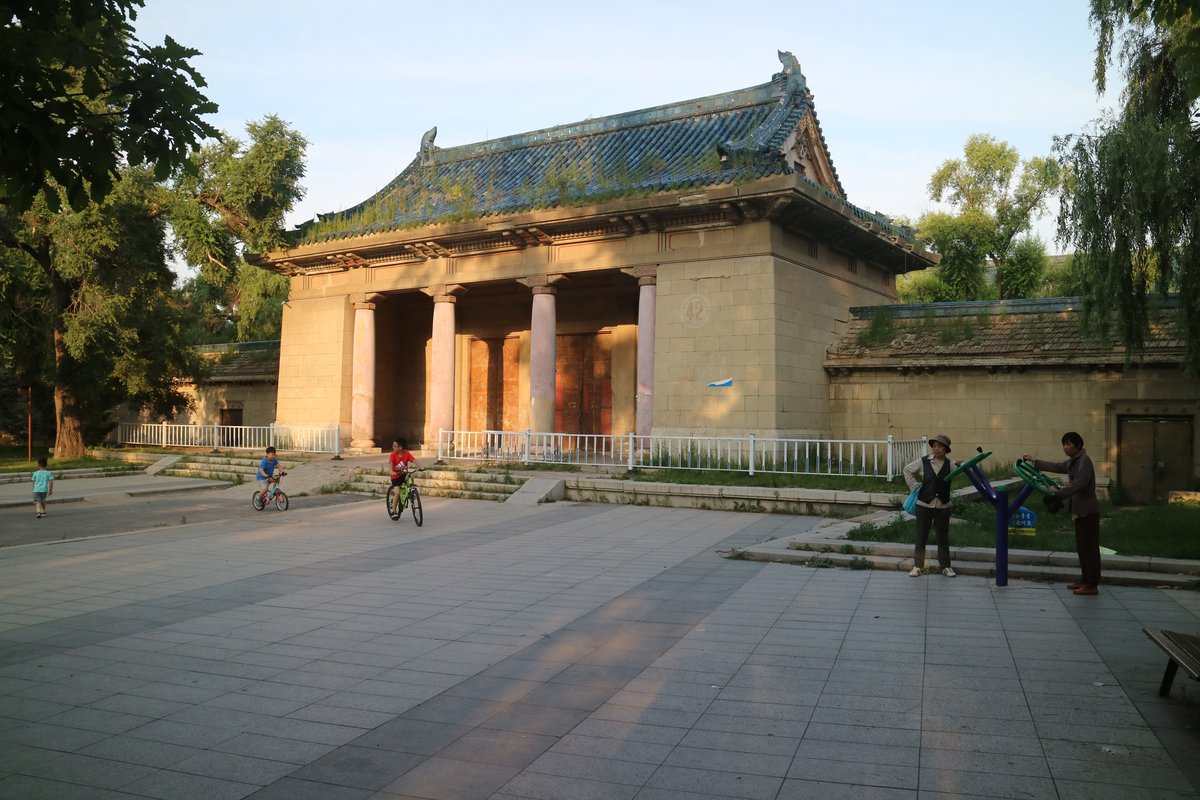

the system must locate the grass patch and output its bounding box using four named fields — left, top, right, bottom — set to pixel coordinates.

left=845, top=498, right=1200, bottom=559
left=618, top=468, right=896, bottom=493
left=483, top=462, right=582, bottom=473
left=0, top=446, right=140, bottom=474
